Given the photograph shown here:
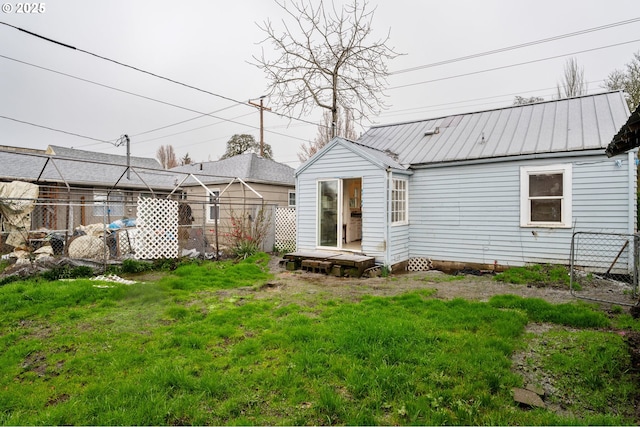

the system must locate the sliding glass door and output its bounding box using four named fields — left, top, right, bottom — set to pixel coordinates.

left=318, top=180, right=339, bottom=247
